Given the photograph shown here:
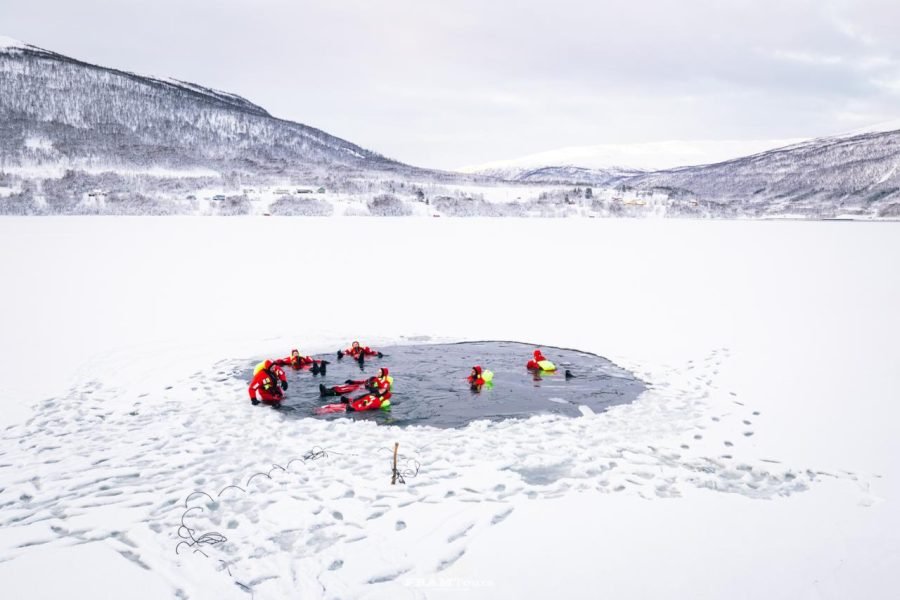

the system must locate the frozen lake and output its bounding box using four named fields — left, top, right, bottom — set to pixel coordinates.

left=0, top=217, right=898, bottom=600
